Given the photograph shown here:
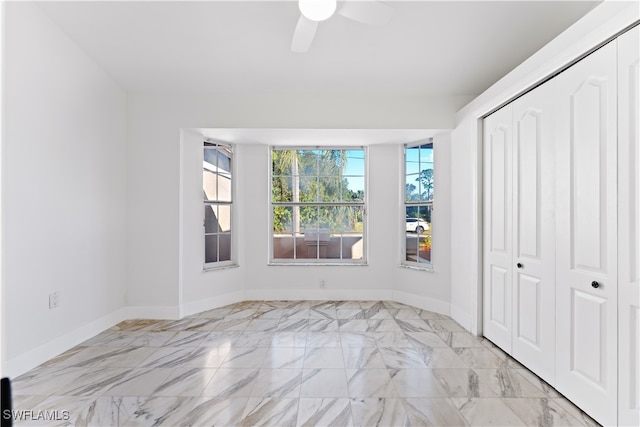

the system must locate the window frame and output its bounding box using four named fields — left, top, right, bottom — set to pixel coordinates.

left=203, top=140, right=235, bottom=270
left=269, top=146, right=368, bottom=265
left=402, top=140, right=434, bottom=270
